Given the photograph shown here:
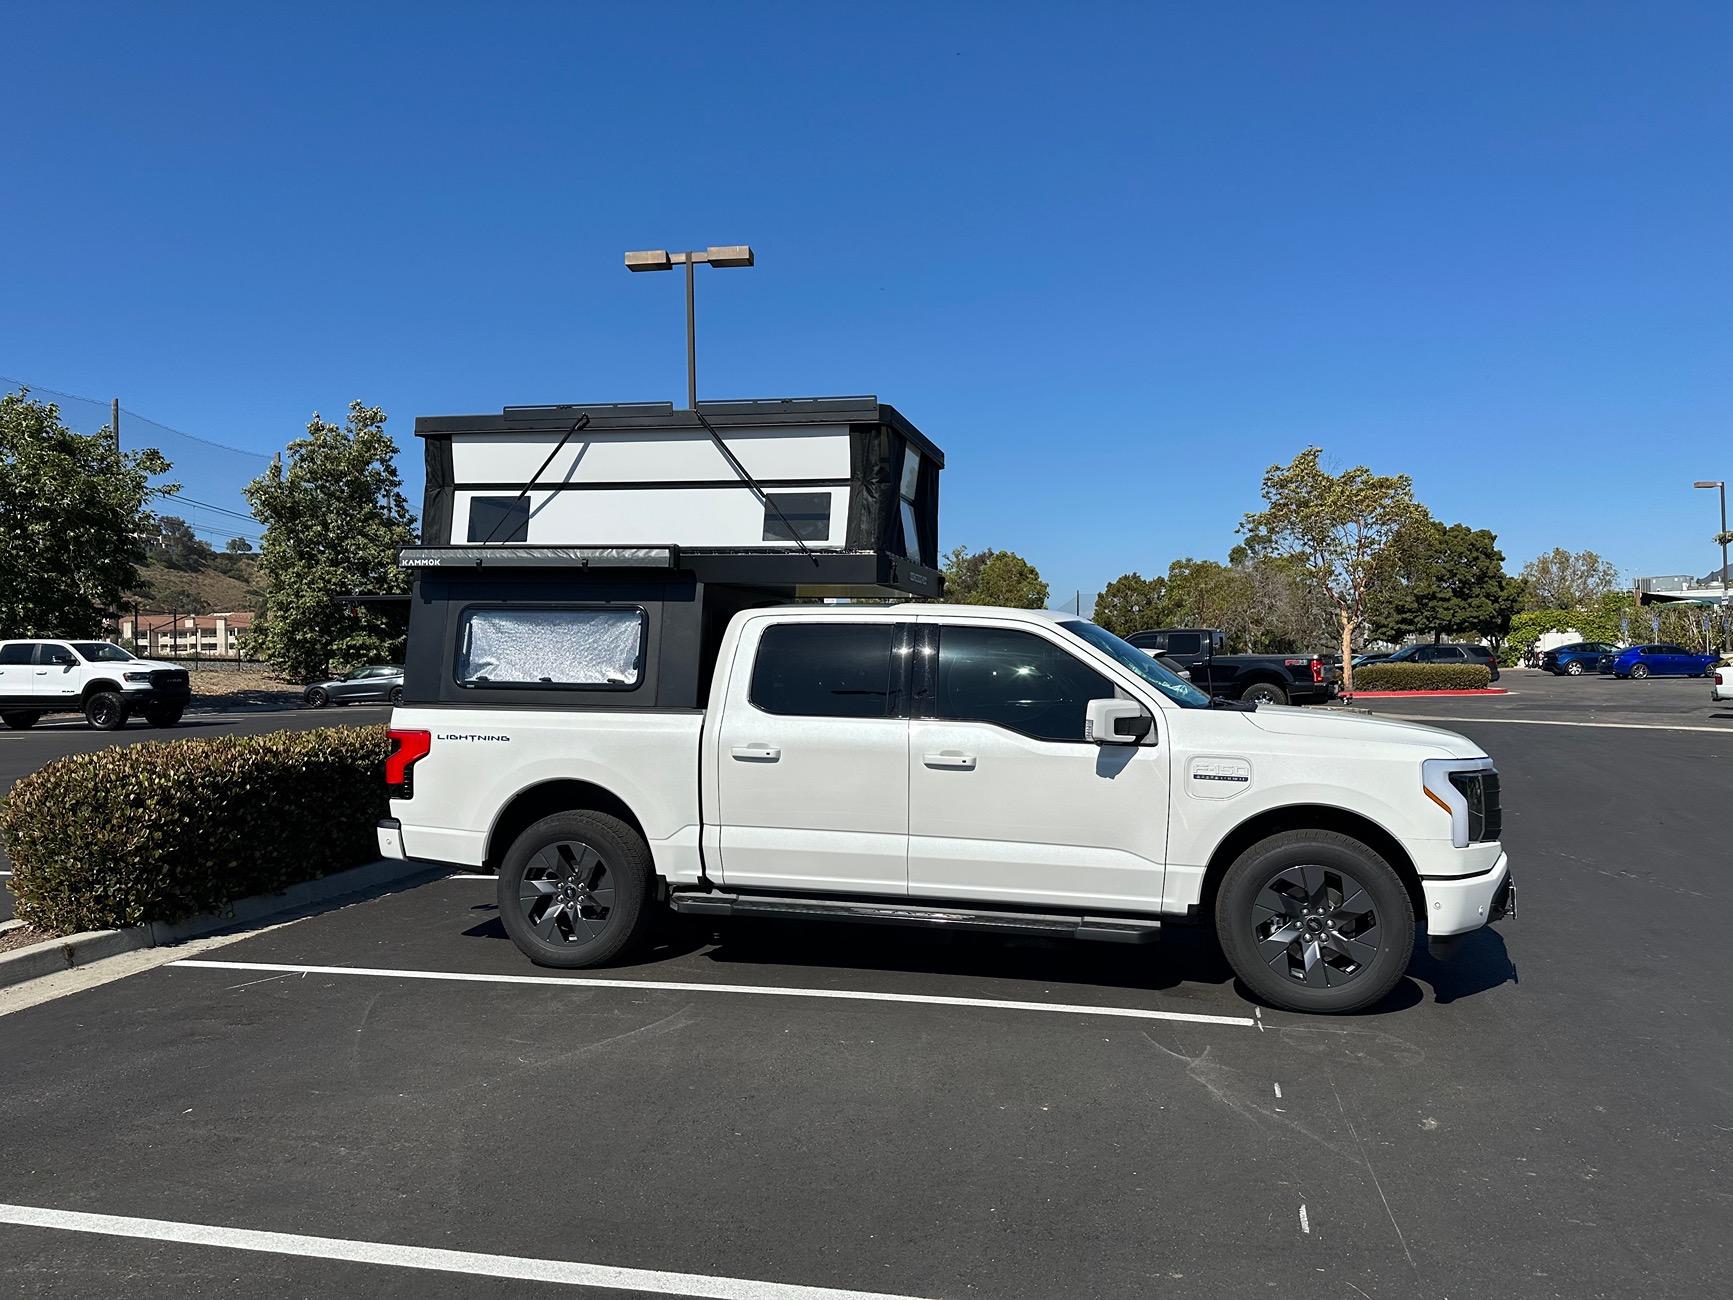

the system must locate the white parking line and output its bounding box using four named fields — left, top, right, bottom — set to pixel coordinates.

left=1382, top=712, right=1730, bottom=734
left=173, top=959, right=1257, bottom=1027
left=0, top=1202, right=933, bottom=1299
